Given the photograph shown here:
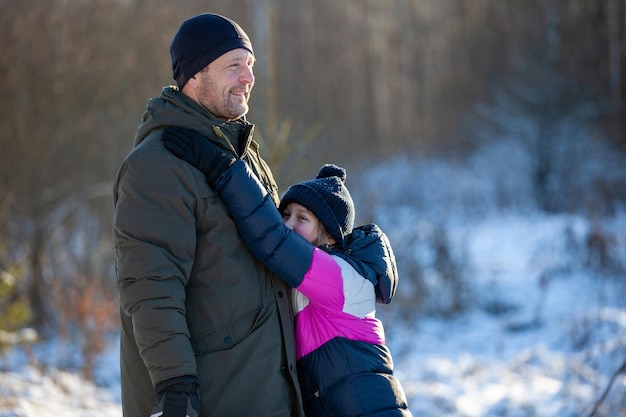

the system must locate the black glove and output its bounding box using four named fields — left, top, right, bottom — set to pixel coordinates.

left=163, top=126, right=234, bottom=186
left=151, top=376, right=200, bottom=417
